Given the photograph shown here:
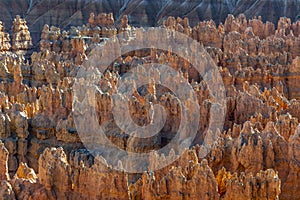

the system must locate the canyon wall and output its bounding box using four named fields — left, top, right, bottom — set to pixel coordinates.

left=0, top=13, right=299, bottom=199
left=0, top=0, right=299, bottom=47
